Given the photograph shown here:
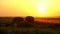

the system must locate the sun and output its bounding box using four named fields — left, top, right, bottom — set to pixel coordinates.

left=38, top=7, right=45, bottom=14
